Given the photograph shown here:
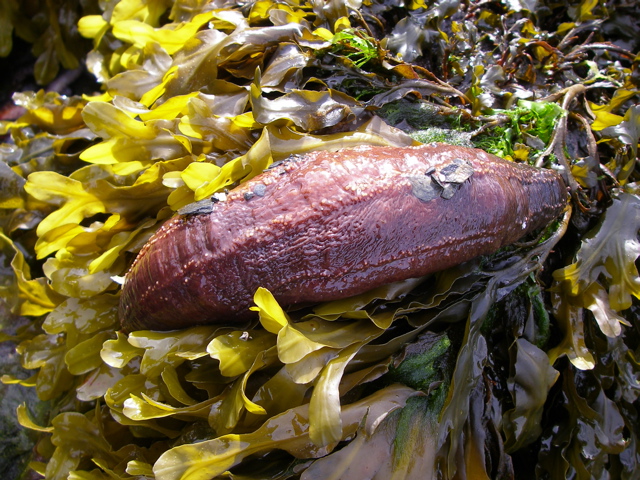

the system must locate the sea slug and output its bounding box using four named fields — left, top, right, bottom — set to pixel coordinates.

left=119, top=144, right=567, bottom=331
